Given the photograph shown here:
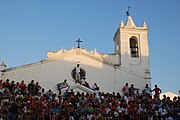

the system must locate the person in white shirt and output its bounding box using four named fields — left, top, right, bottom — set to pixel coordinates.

left=158, top=105, right=168, bottom=119
left=75, top=64, right=81, bottom=83
left=92, top=83, right=98, bottom=91
left=80, top=78, right=85, bottom=85
left=57, top=79, right=68, bottom=94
